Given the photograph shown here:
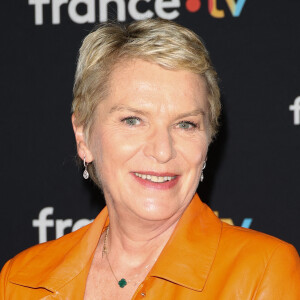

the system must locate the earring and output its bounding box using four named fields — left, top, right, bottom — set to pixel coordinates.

left=200, top=160, right=206, bottom=182
left=83, top=155, right=89, bottom=179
